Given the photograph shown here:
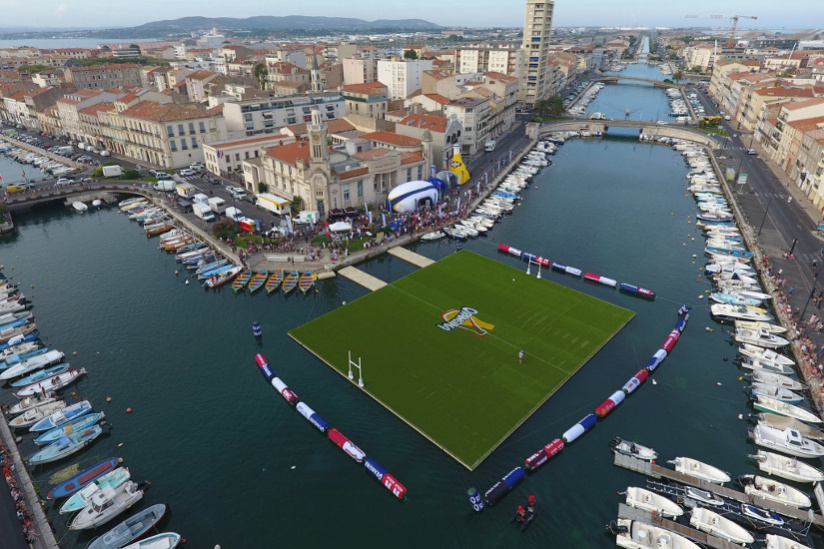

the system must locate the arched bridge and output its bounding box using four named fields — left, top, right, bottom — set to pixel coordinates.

left=592, top=76, right=685, bottom=90
left=3, top=182, right=148, bottom=212
left=538, top=119, right=721, bottom=149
